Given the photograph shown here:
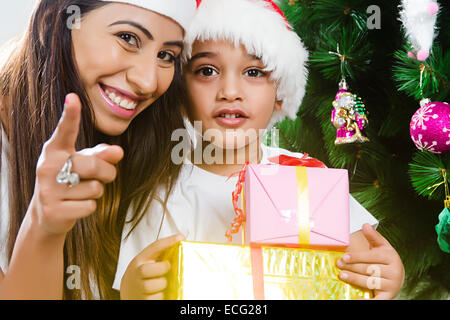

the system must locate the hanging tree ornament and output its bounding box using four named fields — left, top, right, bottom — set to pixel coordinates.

left=409, top=64, right=450, bottom=154
left=429, top=169, right=450, bottom=253
left=399, top=0, right=440, bottom=61
left=329, top=46, right=370, bottom=145
left=331, top=79, right=370, bottom=145
left=436, top=195, right=450, bottom=253
left=410, top=99, right=450, bottom=154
